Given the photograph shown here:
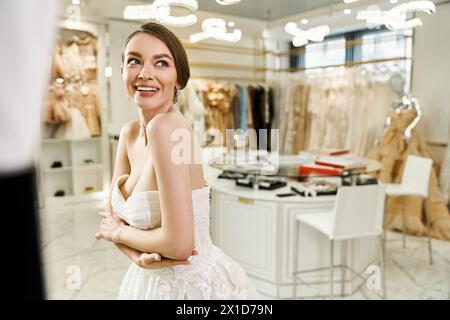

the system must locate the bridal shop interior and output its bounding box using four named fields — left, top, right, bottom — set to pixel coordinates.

left=37, top=0, right=450, bottom=299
